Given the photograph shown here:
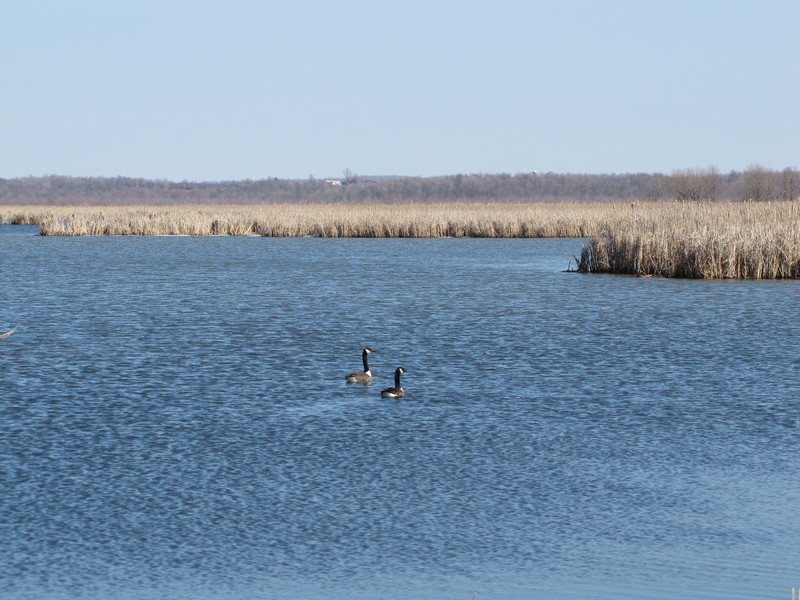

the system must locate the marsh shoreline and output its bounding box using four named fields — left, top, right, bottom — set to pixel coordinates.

left=1, top=201, right=798, bottom=279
